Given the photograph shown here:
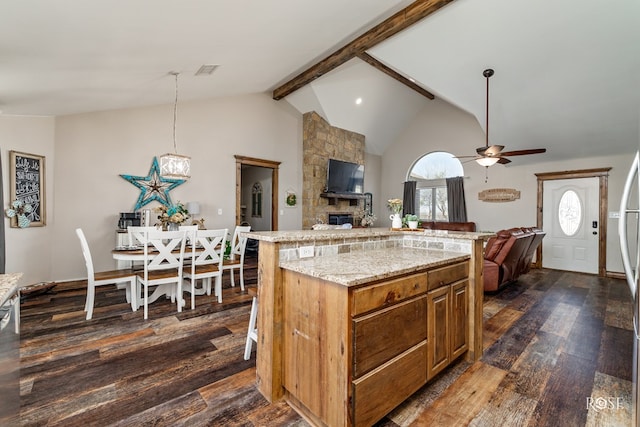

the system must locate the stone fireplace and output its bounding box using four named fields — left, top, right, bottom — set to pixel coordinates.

left=328, top=213, right=354, bottom=226
left=302, top=112, right=365, bottom=229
